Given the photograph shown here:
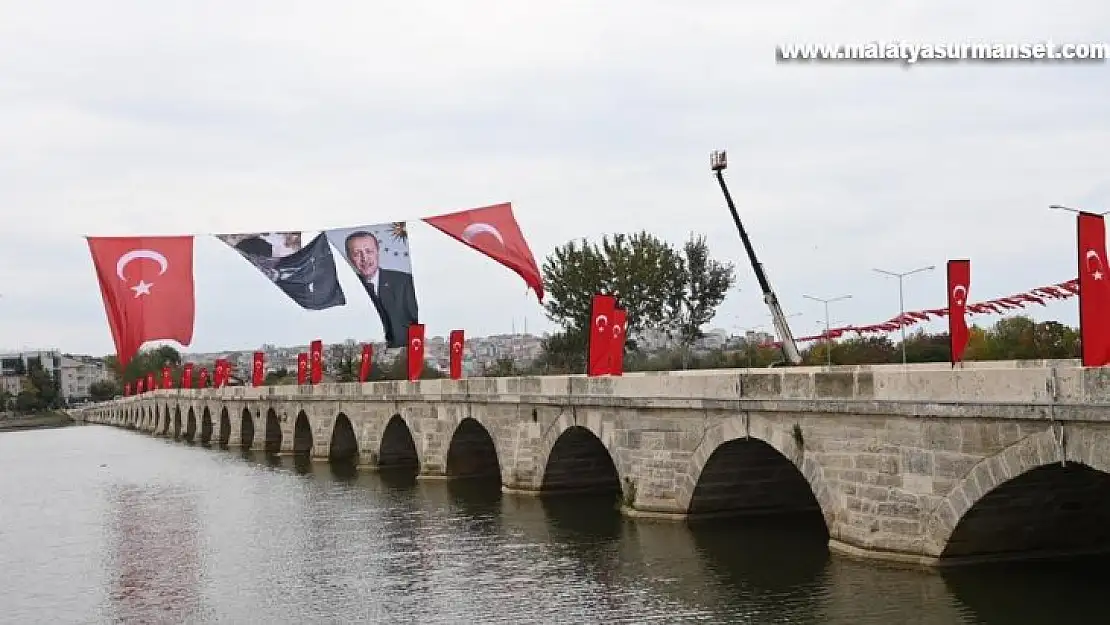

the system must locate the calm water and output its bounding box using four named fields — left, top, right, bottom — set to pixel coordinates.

left=1, top=426, right=1108, bottom=624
